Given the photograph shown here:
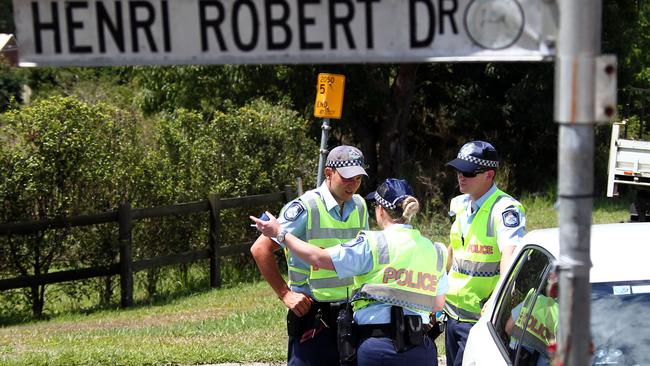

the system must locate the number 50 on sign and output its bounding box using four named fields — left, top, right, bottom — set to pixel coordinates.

left=314, top=73, right=345, bottom=119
